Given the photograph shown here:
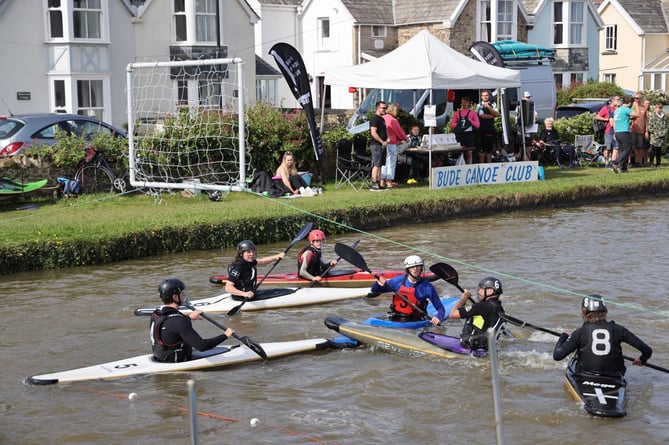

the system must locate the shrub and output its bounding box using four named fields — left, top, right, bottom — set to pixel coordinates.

left=557, top=81, right=624, bottom=106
